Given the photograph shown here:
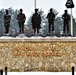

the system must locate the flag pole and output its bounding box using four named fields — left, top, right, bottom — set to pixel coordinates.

left=71, top=8, right=73, bottom=36
left=34, top=0, right=37, bottom=34
left=34, top=0, right=36, bottom=9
